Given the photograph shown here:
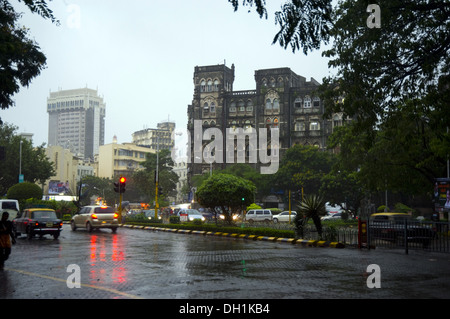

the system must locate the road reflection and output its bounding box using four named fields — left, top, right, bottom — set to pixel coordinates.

left=89, top=233, right=126, bottom=285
